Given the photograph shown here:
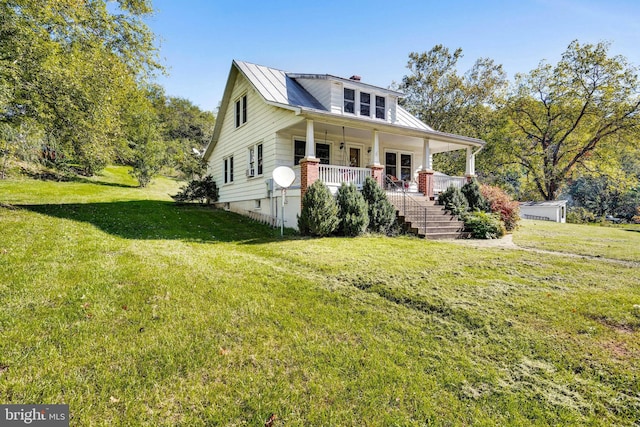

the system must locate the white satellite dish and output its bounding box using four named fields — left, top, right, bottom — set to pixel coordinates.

left=272, top=166, right=296, bottom=236
left=272, top=166, right=295, bottom=188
